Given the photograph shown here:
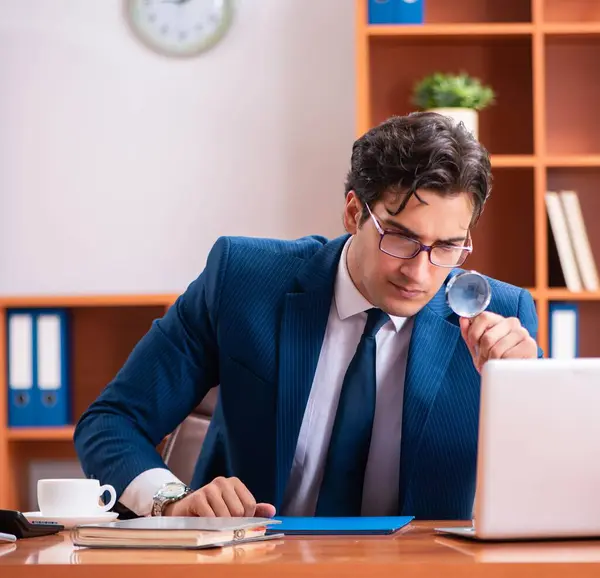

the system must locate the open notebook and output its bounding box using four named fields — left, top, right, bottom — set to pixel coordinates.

left=71, top=517, right=283, bottom=550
